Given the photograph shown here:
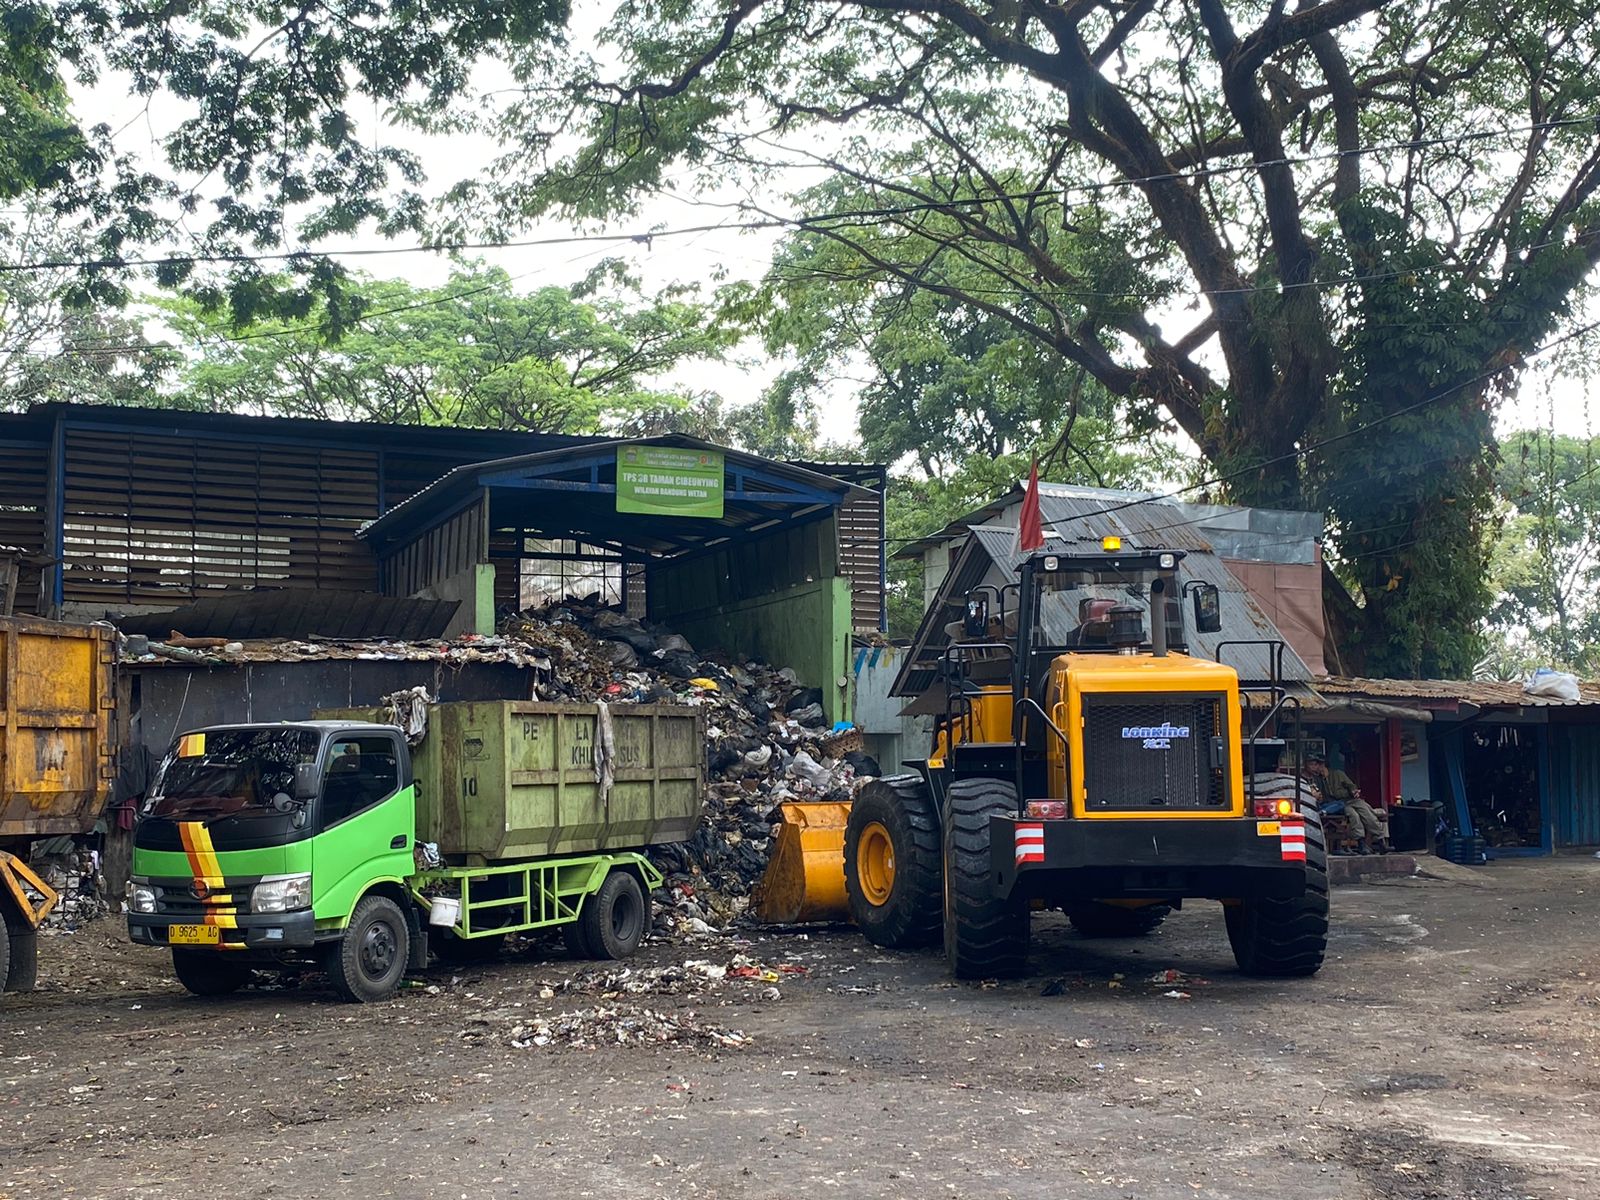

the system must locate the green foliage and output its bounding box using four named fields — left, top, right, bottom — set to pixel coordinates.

left=1, top=5, right=84, bottom=198
left=1, top=207, right=178, bottom=407
left=466, top=0, right=1600, bottom=673
left=1483, top=430, right=1600, bottom=676
left=159, top=261, right=740, bottom=431
left=18, top=0, right=569, bottom=318
left=11, top=2, right=1600, bottom=671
